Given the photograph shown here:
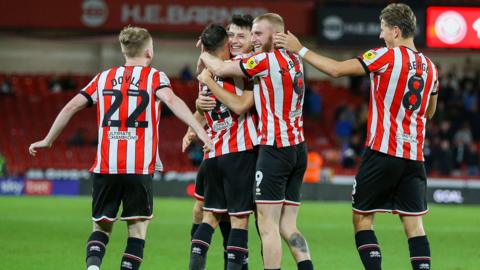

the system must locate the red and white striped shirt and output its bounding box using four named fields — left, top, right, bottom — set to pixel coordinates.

left=201, top=74, right=258, bottom=159
left=358, top=46, right=439, bottom=161
left=80, top=66, right=171, bottom=174
left=240, top=49, right=305, bottom=147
